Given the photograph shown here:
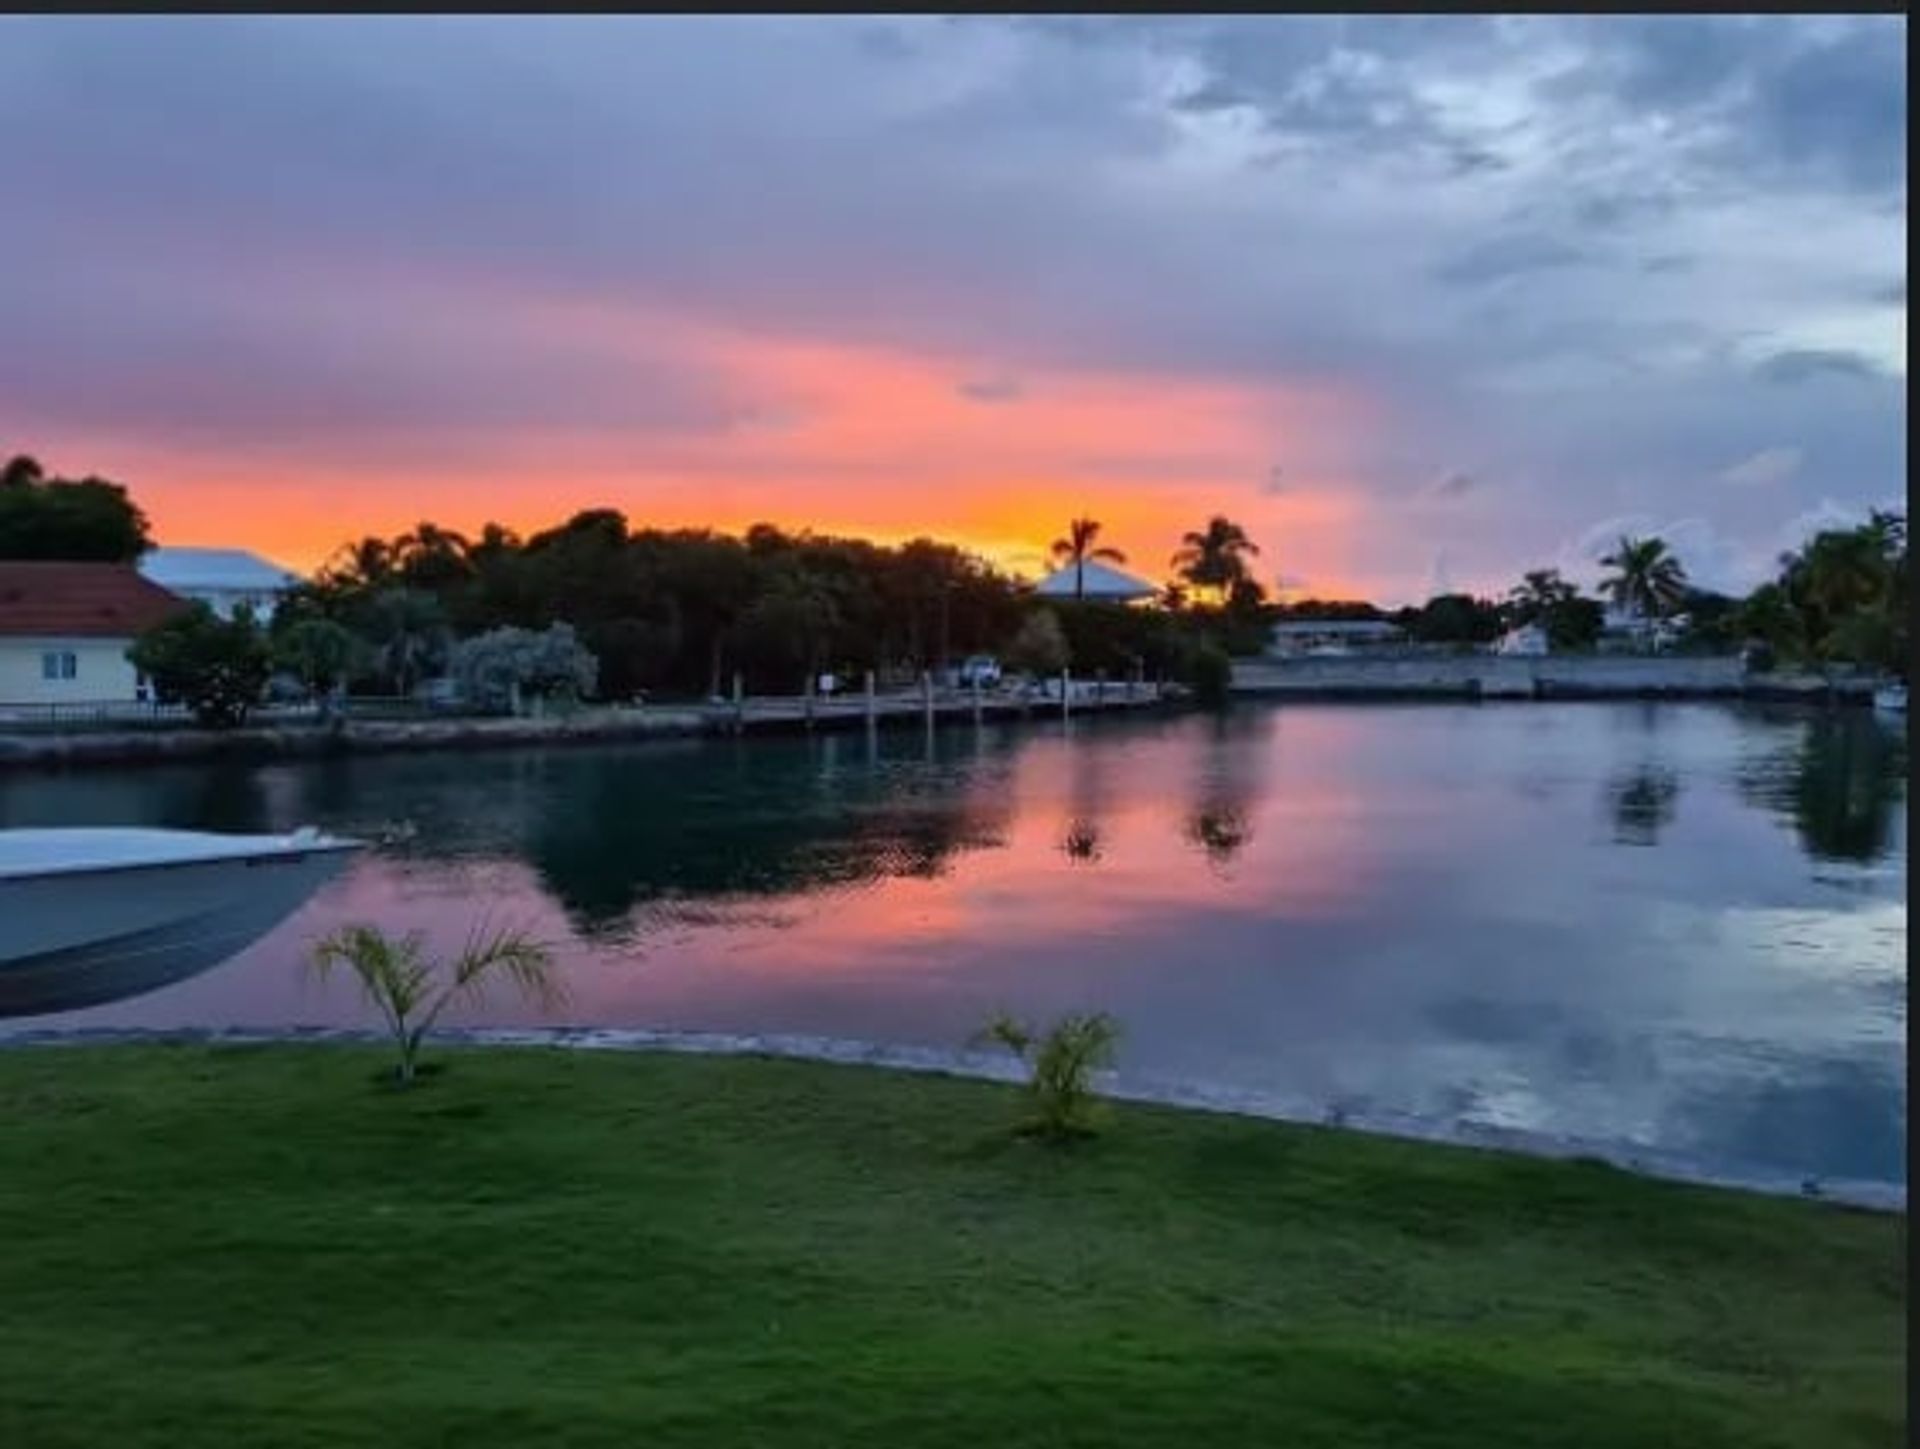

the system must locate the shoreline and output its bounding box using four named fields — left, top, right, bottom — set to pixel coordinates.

left=0, top=667, right=1877, bottom=771
left=0, top=689, right=1173, bottom=772
left=4, top=1023, right=1902, bottom=1213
